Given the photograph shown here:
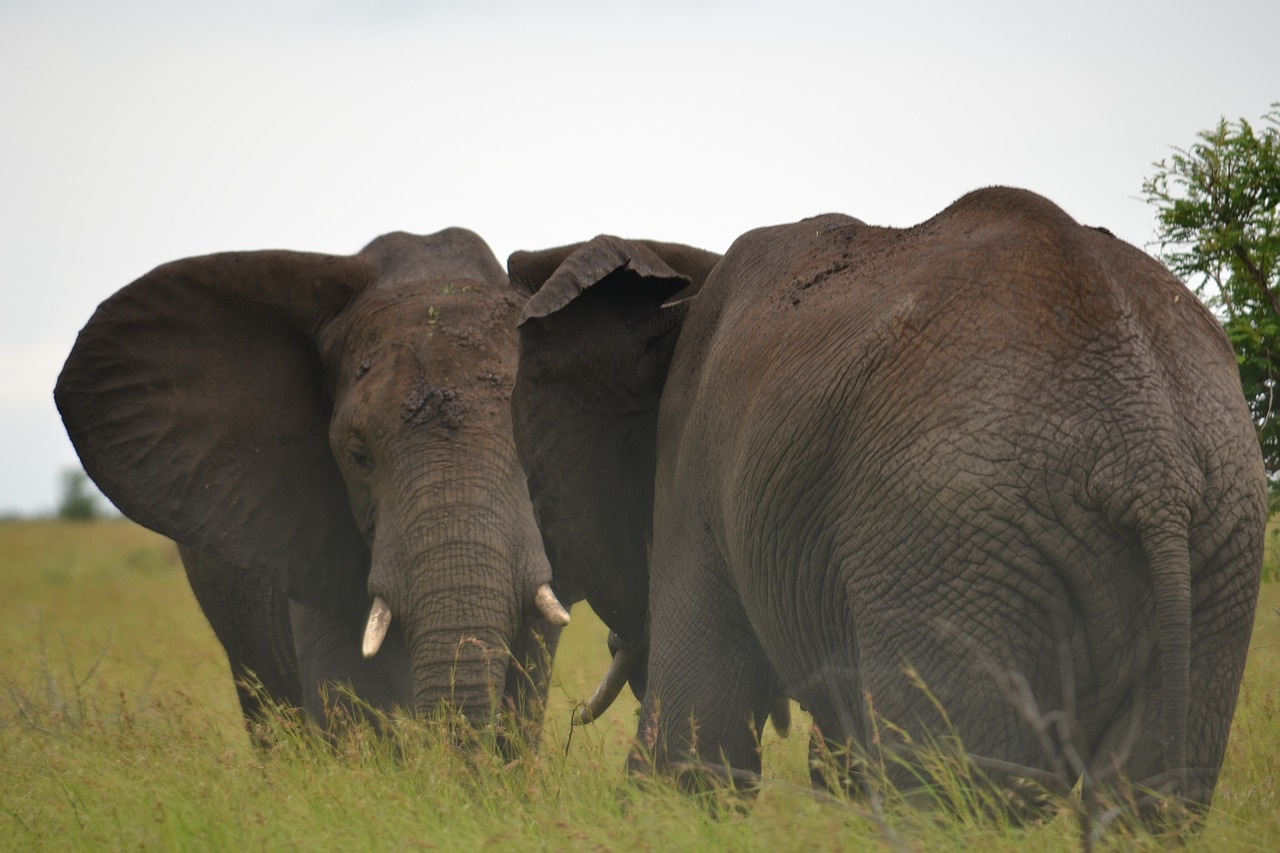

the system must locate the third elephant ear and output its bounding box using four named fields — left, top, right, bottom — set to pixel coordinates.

left=508, top=188, right=1267, bottom=827
left=508, top=237, right=721, bottom=301
left=509, top=234, right=711, bottom=658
